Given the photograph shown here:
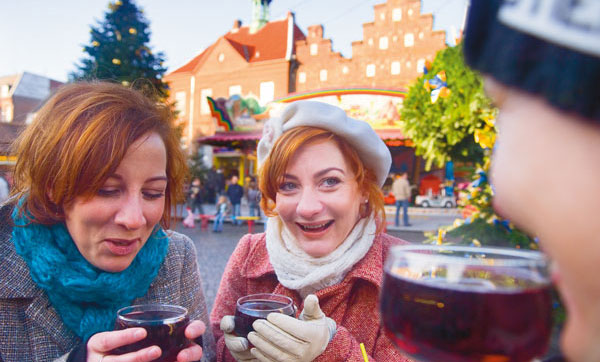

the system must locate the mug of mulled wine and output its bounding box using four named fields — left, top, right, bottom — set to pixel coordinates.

left=380, top=245, right=553, bottom=362
left=111, top=304, right=202, bottom=362
left=234, top=293, right=296, bottom=338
